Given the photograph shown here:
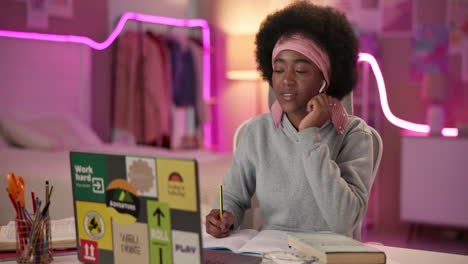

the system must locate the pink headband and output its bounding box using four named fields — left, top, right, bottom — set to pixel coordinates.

left=272, top=33, right=331, bottom=88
